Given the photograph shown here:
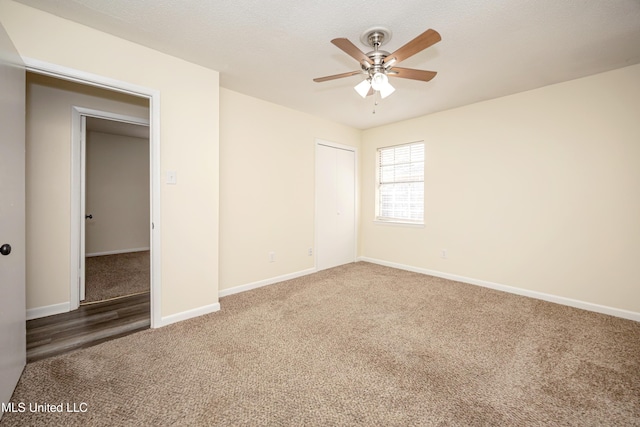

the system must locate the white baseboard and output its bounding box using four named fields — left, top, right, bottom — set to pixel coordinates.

left=27, top=301, right=70, bottom=320
left=358, top=256, right=640, bottom=323
left=86, top=247, right=150, bottom=257
left=219, top=267, right=317, bottom=298
left=158, top=302, right=221, bottom=328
